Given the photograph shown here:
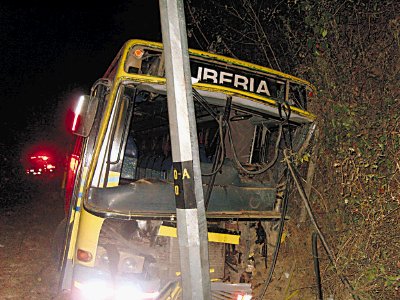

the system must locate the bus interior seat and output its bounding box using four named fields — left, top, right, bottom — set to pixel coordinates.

left=120, top=136, right=138, bottom=181
left=136, top=154, right=151, bottom=179
left=144, top=155, right=157, bottom=178
left=151, top=155, right=165, bottom=179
